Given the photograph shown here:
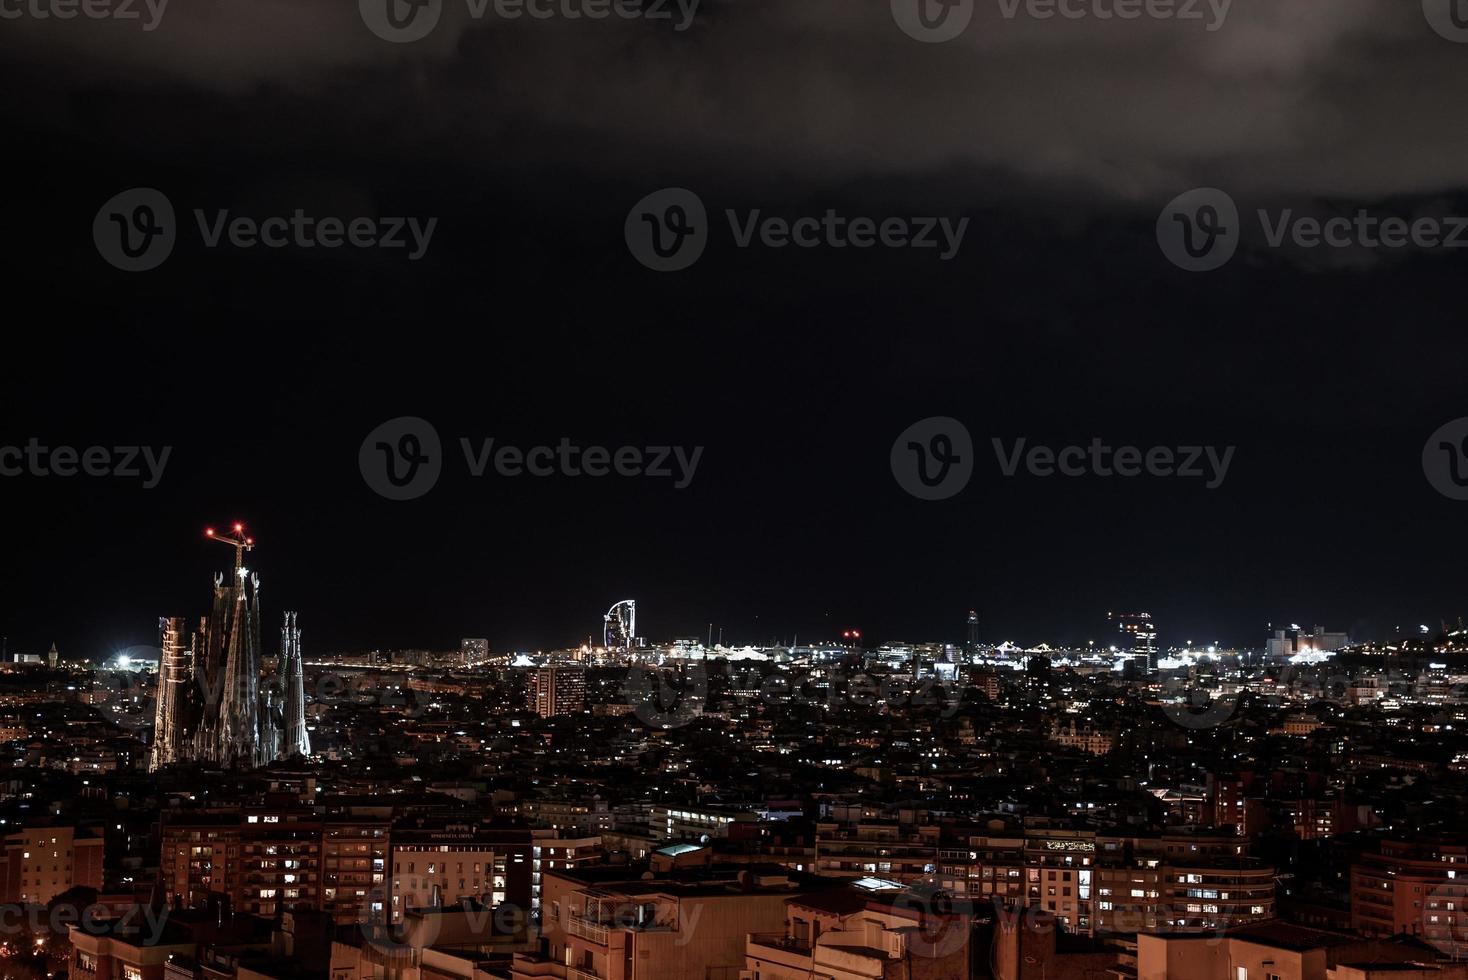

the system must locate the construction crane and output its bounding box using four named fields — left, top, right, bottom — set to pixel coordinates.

left=205, top=522, right=255, bottom=577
